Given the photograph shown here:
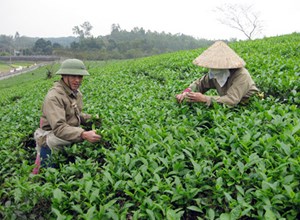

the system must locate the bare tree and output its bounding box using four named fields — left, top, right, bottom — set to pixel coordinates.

left=72, top=26, right=84, bottom=39
left=215, top=4, right=263, bottom=40
left=73, top=21, right=93, bottom=39
left=81, top=21, right=93, bottom=38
